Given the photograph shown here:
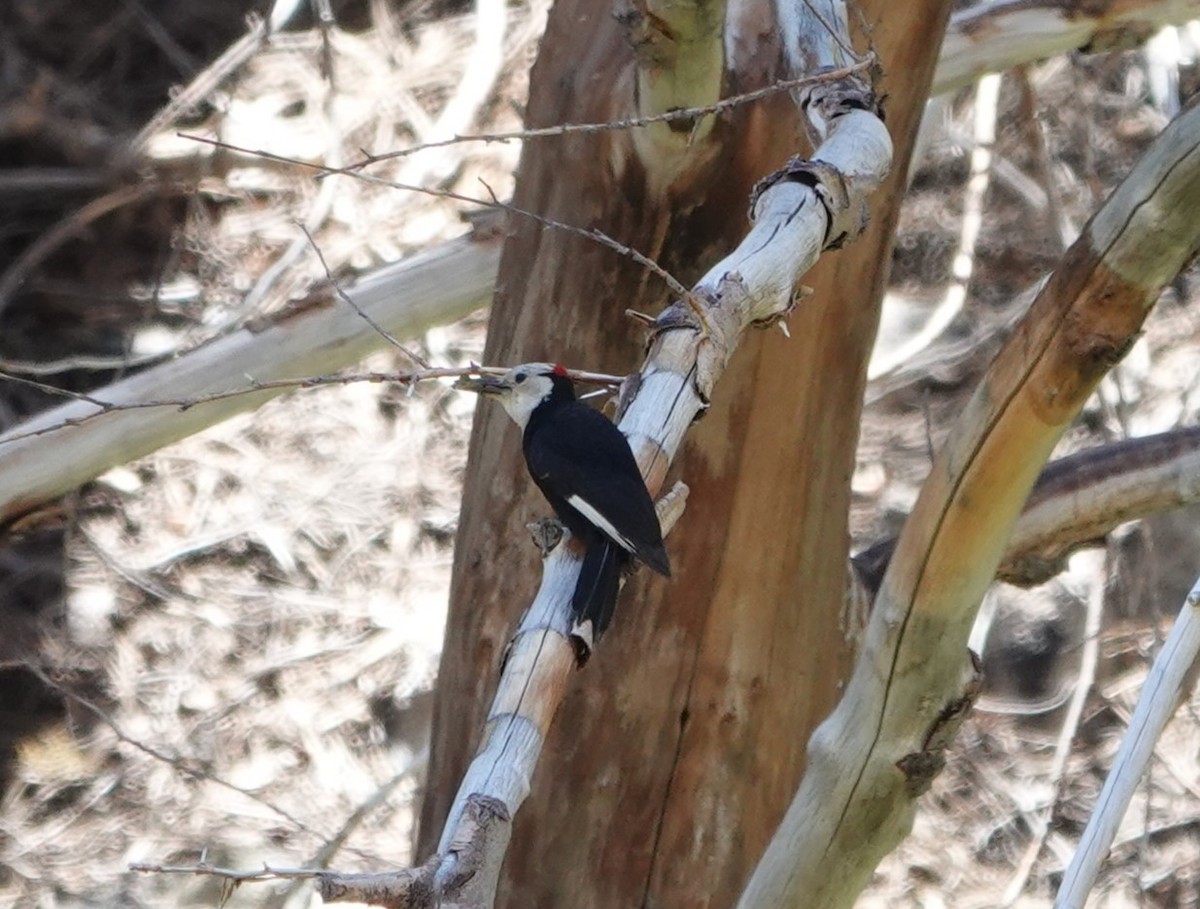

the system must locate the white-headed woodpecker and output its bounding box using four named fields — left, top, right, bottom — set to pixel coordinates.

left=460, top=363, right=670, bottom=636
